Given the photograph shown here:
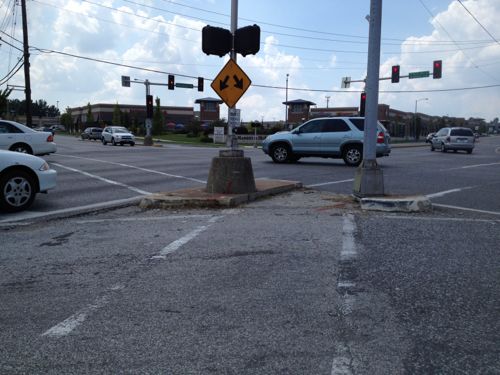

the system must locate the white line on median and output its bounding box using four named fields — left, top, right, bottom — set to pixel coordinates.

left=42, top=284, right=125, bottom=338
left=425, top=186, right=474, bottom=199
left=151, top=215, right=223, bottom=259
left=52, top=163, right=151, bottom=195
left=55, top=154, right=206, bottom=184
left=307, top=179, right=354, bottom=188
